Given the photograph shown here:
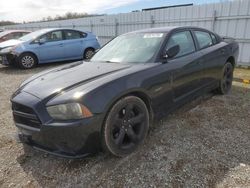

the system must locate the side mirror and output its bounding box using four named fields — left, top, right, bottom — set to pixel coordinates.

left=39, top=38, right=46, bottom=44
left=164, top=45, right=180, bottom=59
